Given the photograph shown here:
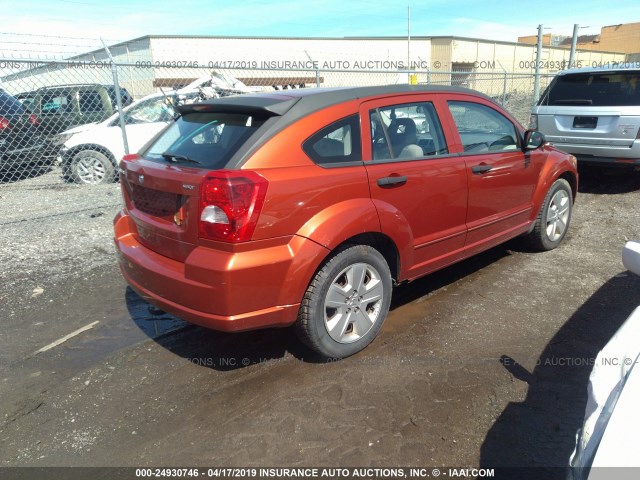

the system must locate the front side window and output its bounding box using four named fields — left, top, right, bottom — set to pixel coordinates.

left=145, top=111, right=266, bottom=169
left=302, top=115, right=361, bottom=166
left=447, top=101, right=519, bottom=154
left=369, top=102, right=448, bottom=161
